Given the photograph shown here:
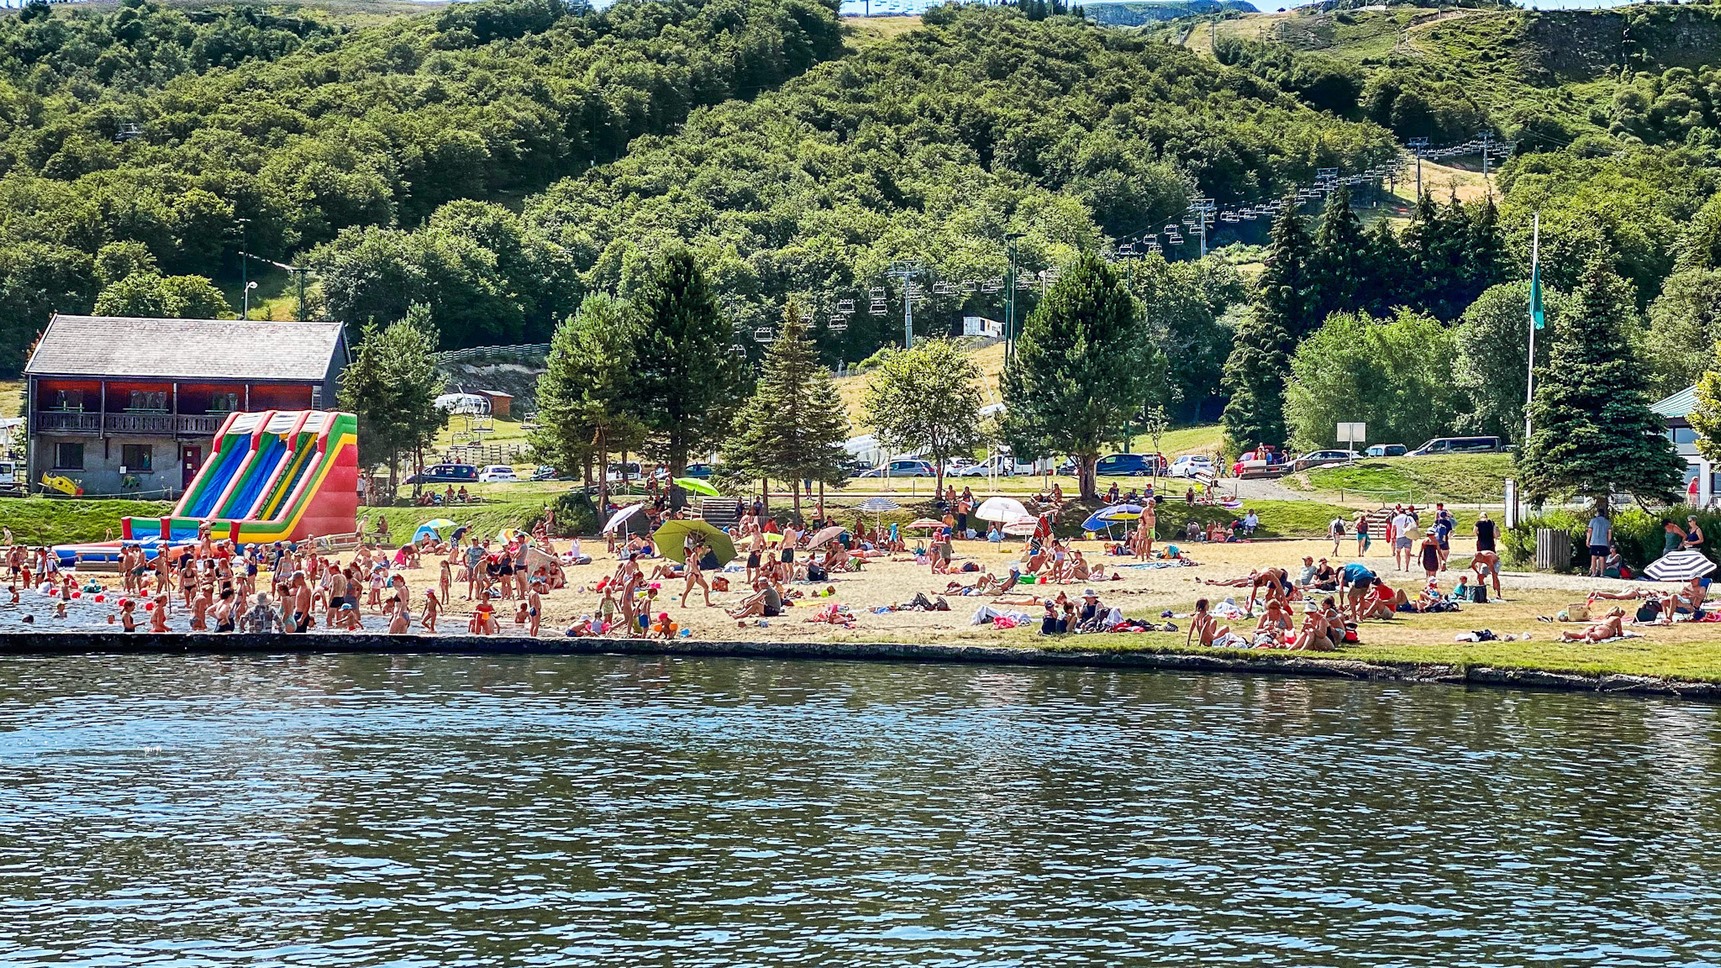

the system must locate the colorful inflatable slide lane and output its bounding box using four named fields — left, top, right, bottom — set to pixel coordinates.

left=56, top=411, right=359, bottom=566
left=131, top=410, right=359, bottom=544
